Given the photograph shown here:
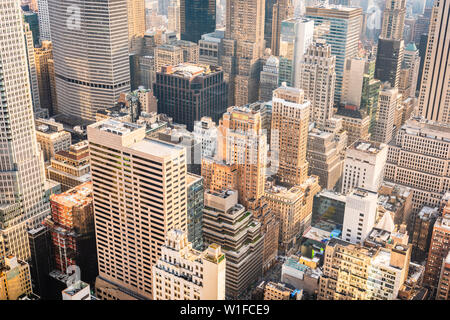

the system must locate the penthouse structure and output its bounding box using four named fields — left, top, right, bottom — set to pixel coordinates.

left=47, top=141, right=91, bottom=192
left=342, top=140, right=388, bottom=194
left=202, top=190, right=264, bottom=299
left=87, top=120, right=187, bottom=300
left=154, top=64, right=228, bottom=131
left=152, top=230, right=225, bottom=300
left=384, top=118, right=450, bottom=214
